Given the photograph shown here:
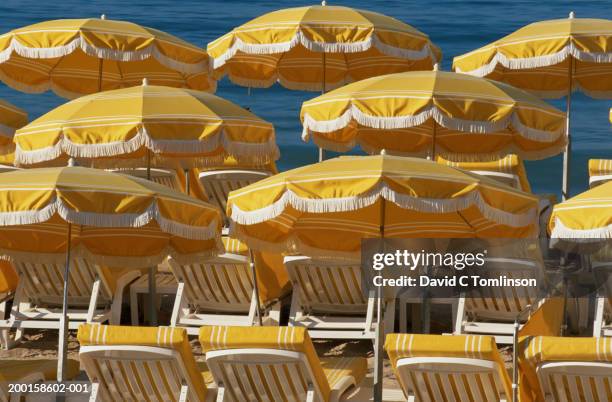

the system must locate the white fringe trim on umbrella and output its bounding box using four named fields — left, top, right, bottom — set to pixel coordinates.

left=0, top=36, right=208, bottom=75
left=455, top=42, right=612, bottom=78
left=302, top=104, right=565, bottom=144
left=14, top=128, right=279, bottom=166
left=550, top=217, right=612, bottom=241
left=0, top=241, right=223, bottom=268
left=229, top=183, right=538, bottom=229
left=211, top=30, right=436, bottom=70
left=0, top=197, right=220, bottom=241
